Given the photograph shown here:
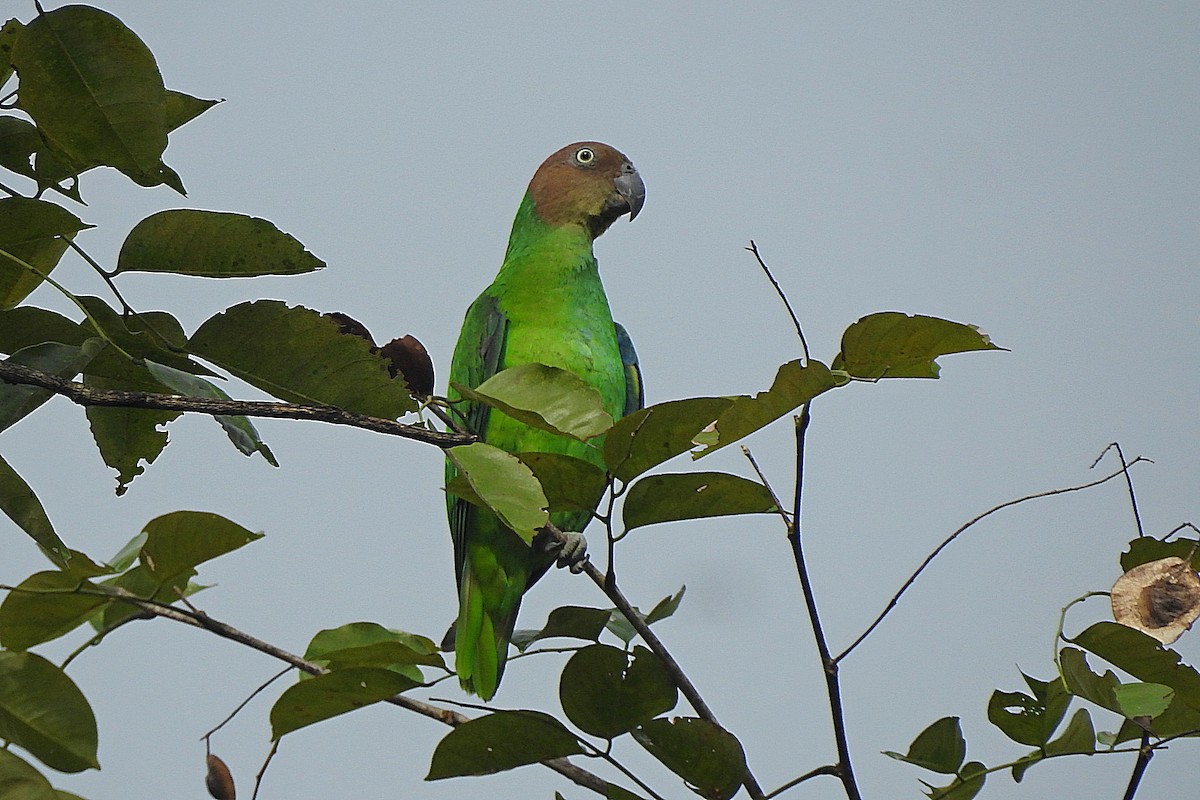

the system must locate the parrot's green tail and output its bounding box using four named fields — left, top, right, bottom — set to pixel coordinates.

left=455, top=560, right=523, bottom=701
